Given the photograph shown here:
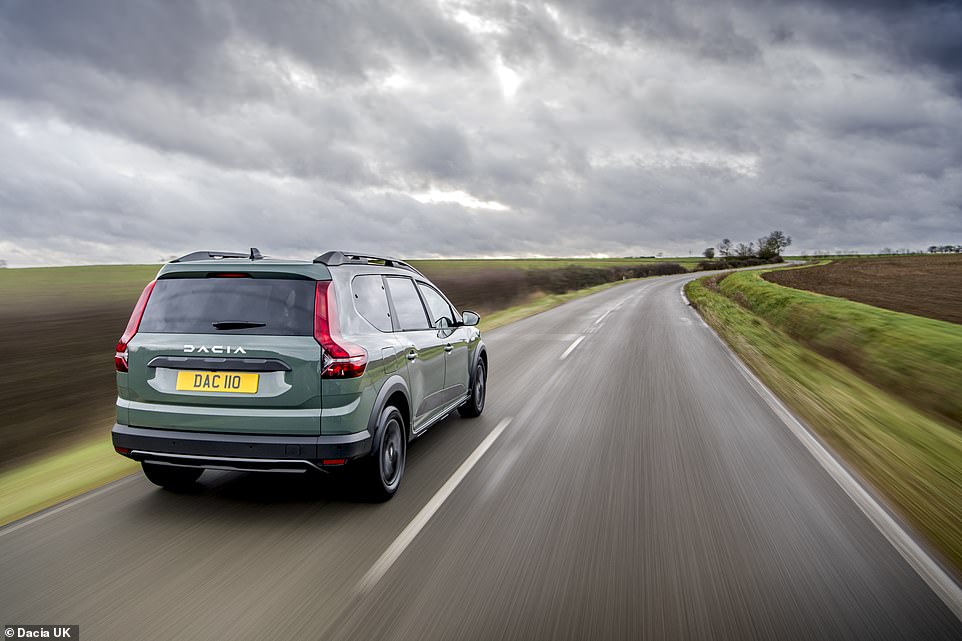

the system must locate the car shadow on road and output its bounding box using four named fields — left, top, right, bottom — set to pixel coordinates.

left=122, top=411, right=473, bottom=524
